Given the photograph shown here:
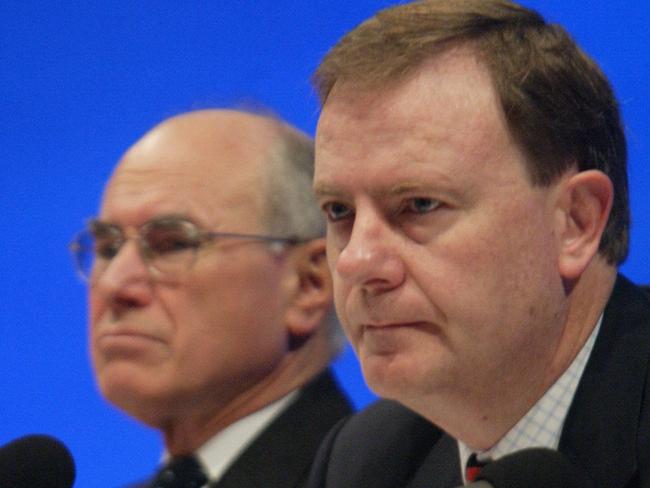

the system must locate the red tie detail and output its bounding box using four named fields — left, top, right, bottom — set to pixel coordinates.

left=466, top=453, right=487, bottom=482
